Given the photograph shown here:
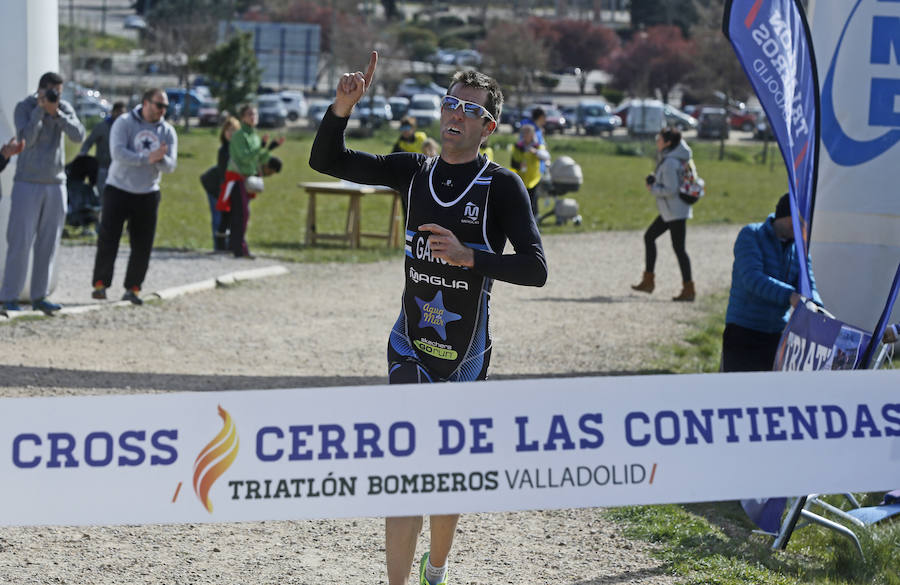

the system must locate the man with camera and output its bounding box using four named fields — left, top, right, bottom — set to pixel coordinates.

left=0, top=72, right=84, bottom=316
